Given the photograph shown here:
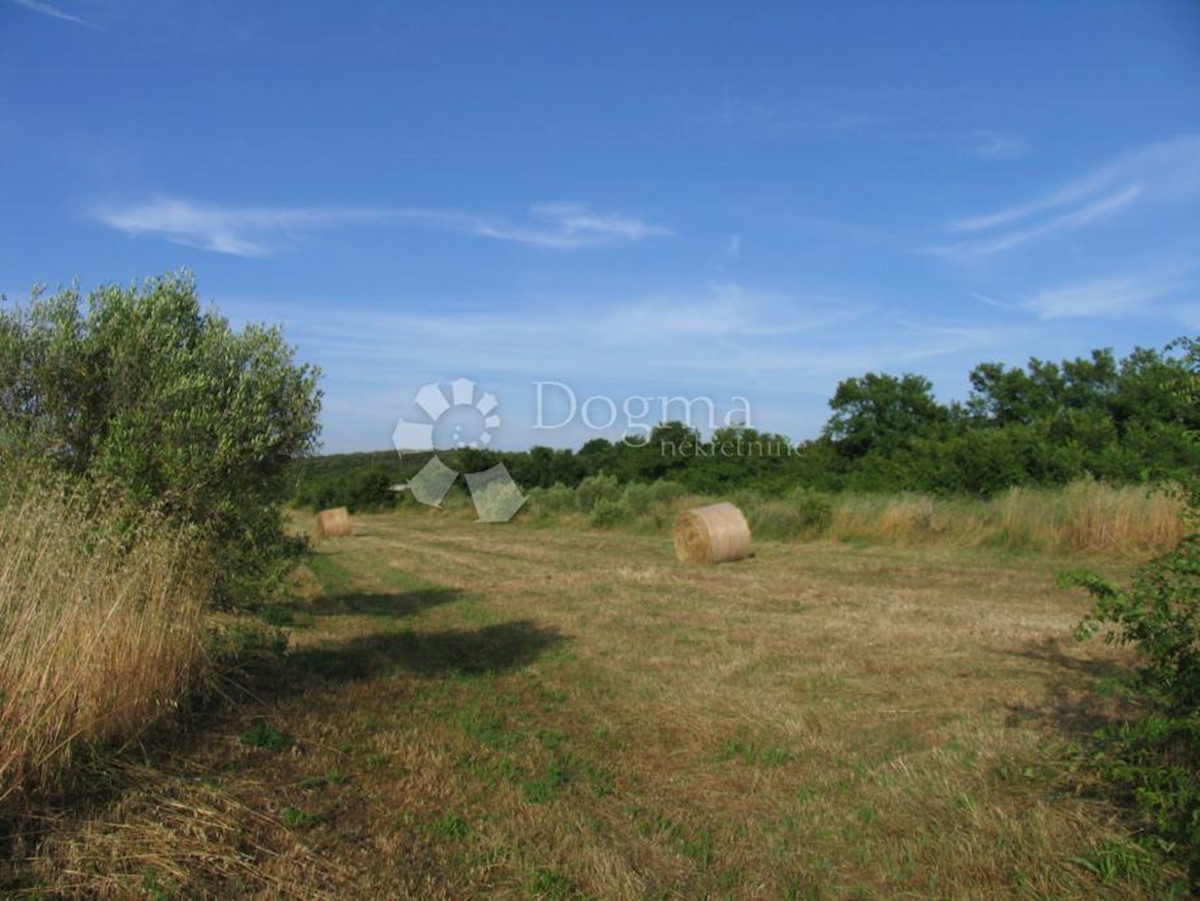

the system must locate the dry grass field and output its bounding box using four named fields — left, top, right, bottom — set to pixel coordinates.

left=0, top=487, right=211, bottom=820
left=8, top=511, right=1185, bottom=899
